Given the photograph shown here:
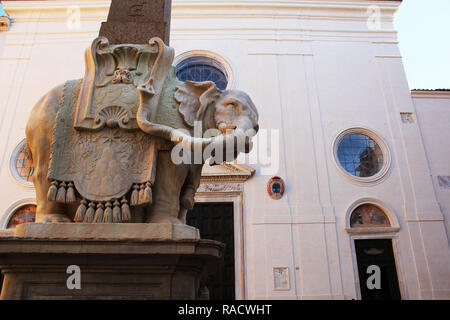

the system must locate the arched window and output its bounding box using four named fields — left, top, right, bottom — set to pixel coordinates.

left=350, top=204, right=390, bottom=228
left=7, top=204, right=36, bottom=229
left=11, top=140, right=34, bottom=184
left=176, top=56, right=228, bottom=90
